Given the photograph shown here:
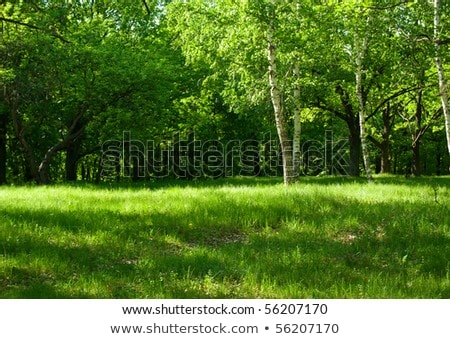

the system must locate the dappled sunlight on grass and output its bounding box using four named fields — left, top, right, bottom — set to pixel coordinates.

left=0, top=176, right=449, bottom=298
